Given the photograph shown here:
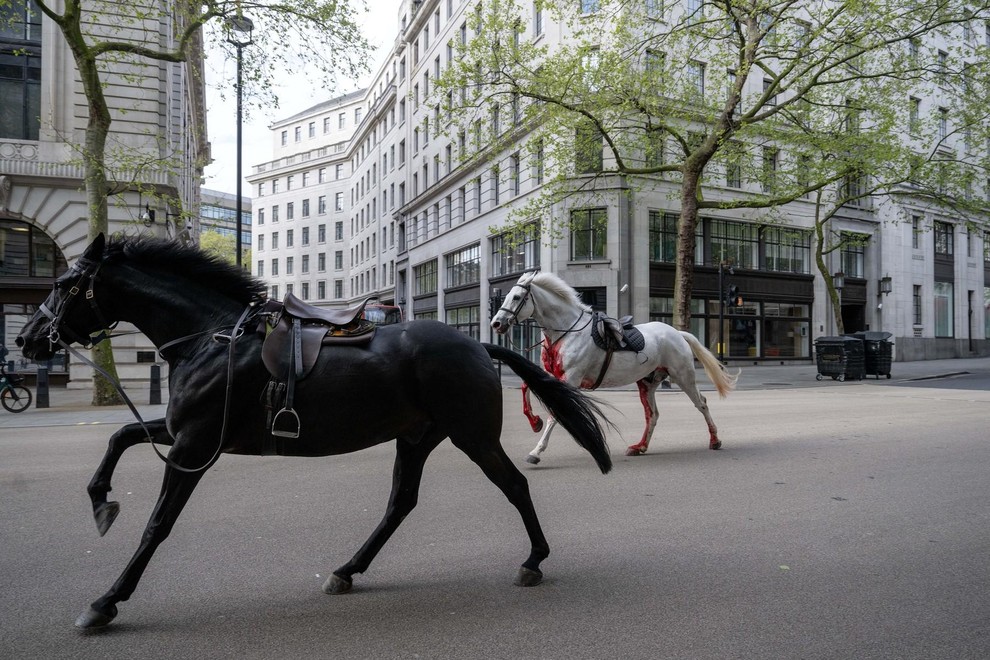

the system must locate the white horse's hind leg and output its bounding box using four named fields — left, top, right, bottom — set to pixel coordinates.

left=678, top=375, right=722, bottom=450
left=525, top=417, right=558, bottom=464
left=625, top=375, right=661, bottom=456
